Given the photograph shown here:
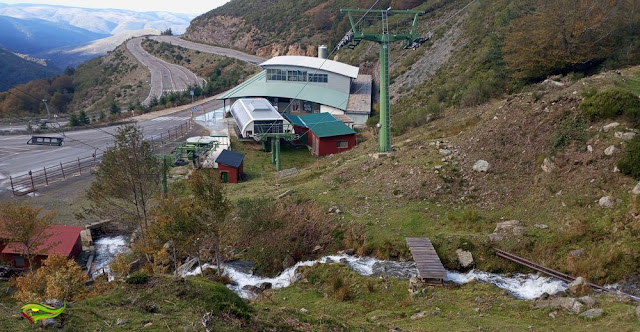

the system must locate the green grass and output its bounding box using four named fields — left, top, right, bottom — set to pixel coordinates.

left=1, top=276, right=254, bottom=331
left=254, top=264, right=640, bottom=331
